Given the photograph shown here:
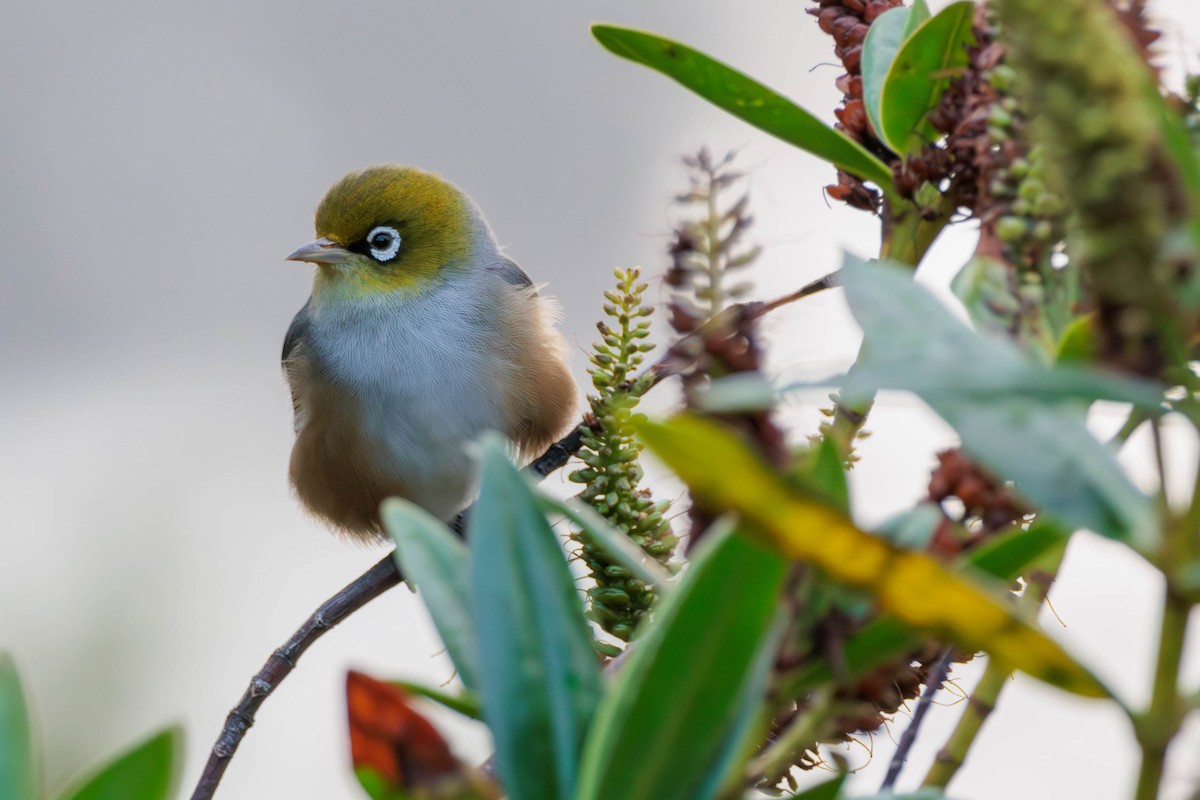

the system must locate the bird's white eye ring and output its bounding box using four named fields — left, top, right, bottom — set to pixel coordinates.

left=366, top=225, right=402, bottom=262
